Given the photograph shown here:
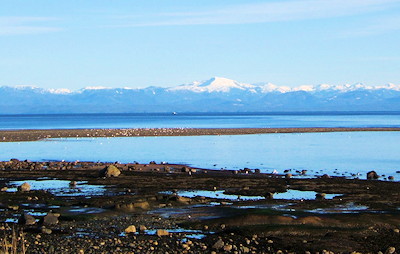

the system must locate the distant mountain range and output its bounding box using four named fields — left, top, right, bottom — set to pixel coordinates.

left=1, top=77, right=400, bottom=114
